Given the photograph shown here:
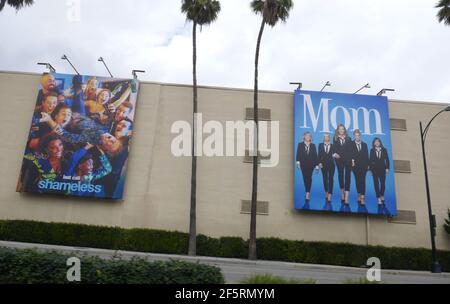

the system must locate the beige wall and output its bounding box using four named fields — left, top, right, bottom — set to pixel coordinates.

left=1, top=71, right=450, bottom=251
